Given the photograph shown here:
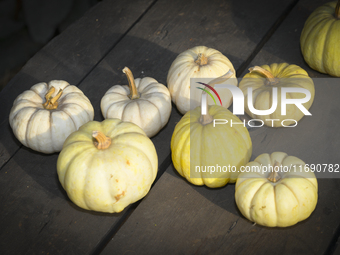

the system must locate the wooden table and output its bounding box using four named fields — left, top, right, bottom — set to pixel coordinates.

left=1, top=0, right=340, bottom=254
